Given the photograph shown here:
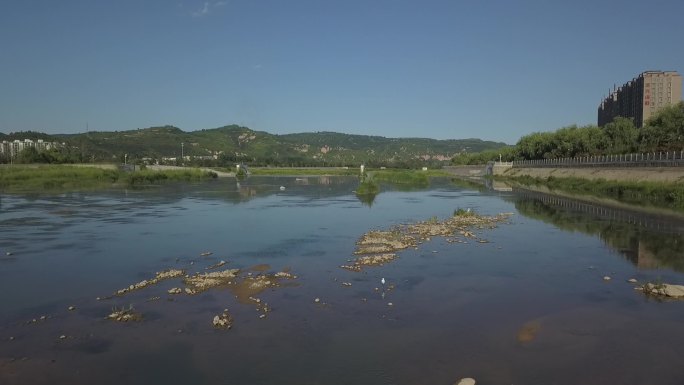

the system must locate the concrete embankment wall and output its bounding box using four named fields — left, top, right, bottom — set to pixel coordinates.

left=442, top=165, right=486, bottom=177
left=502, top=167, right=684, bottom=183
